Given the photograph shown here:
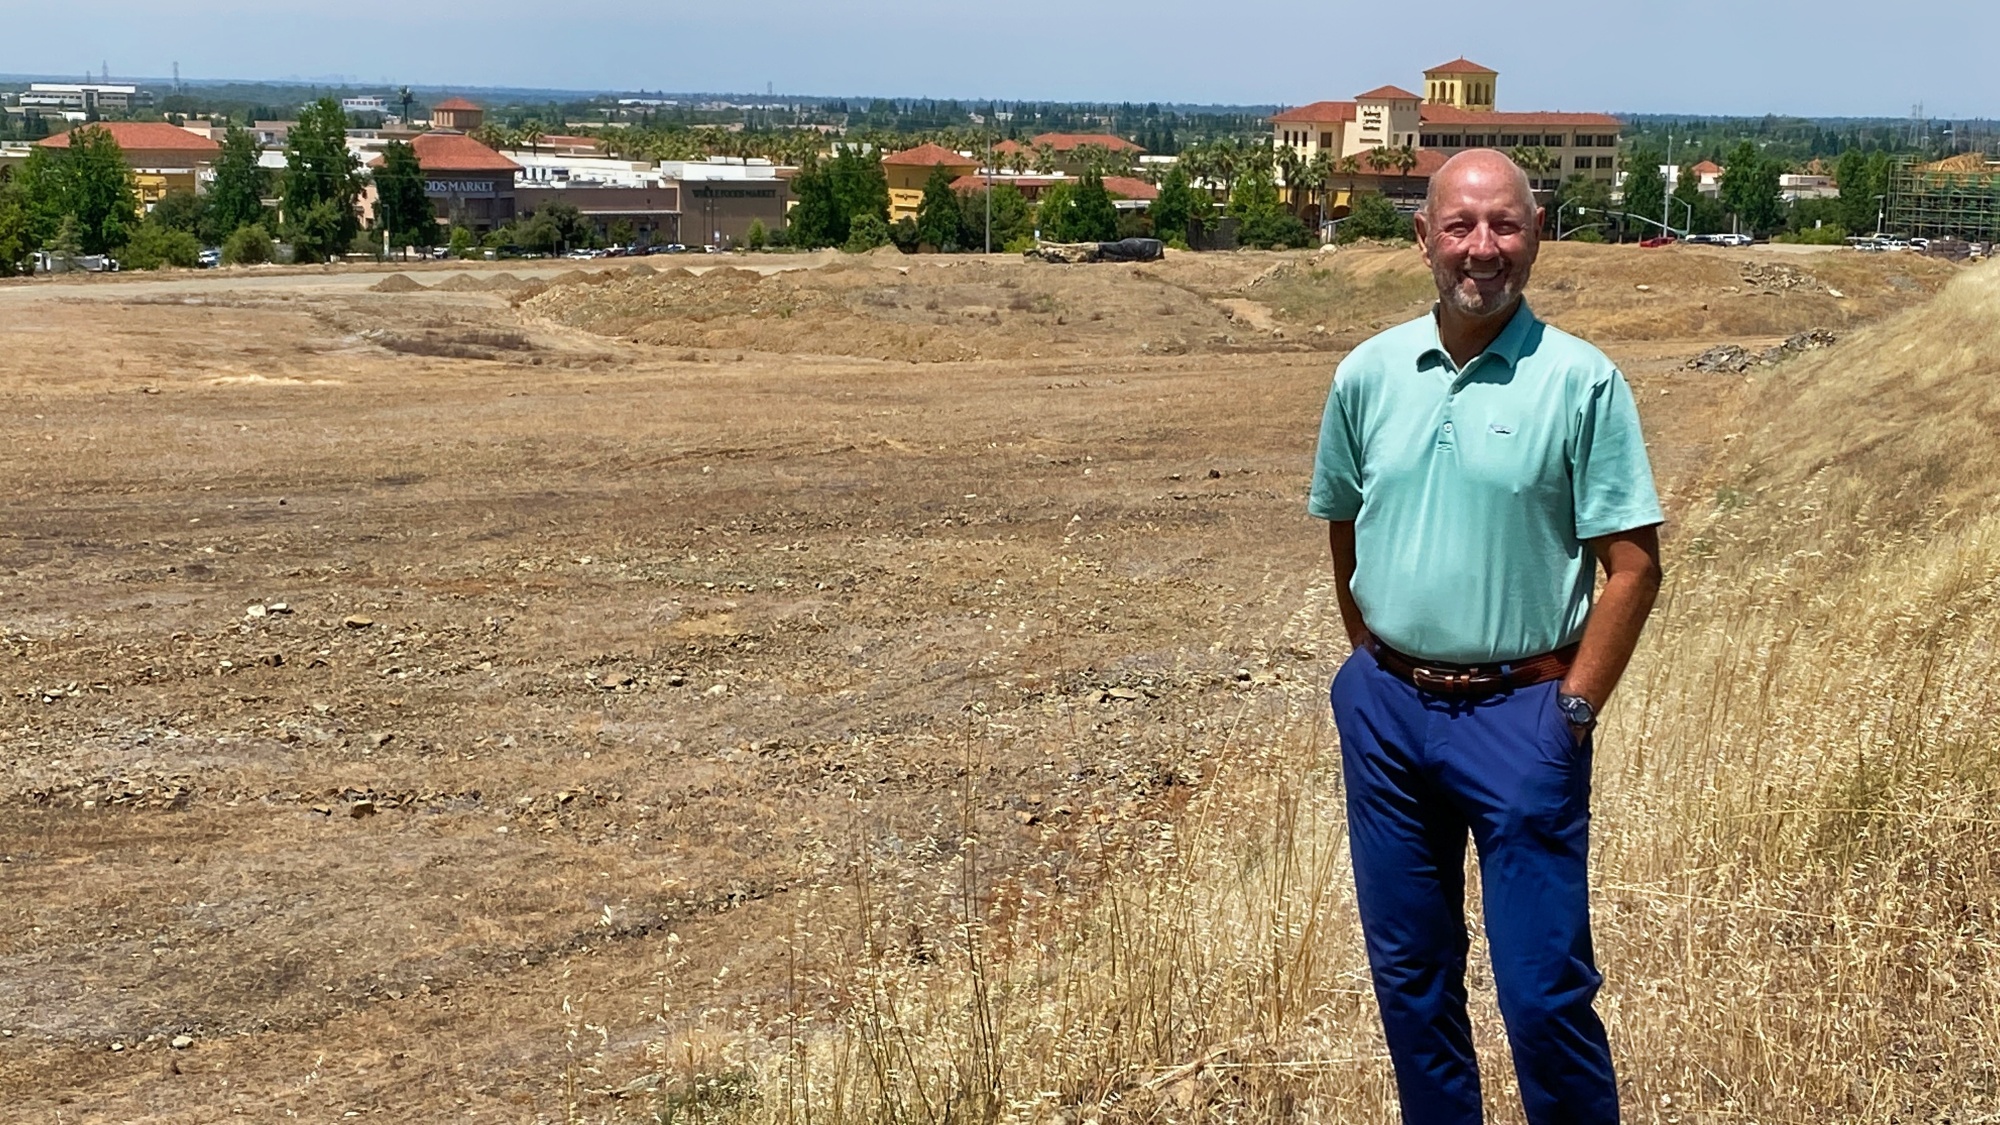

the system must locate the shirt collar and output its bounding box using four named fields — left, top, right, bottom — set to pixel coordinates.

left=1419, top=298, right=1539, bottom=372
